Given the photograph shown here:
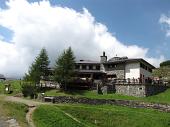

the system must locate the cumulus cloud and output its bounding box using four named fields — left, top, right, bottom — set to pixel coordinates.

left=0, top=0, right=164, bottom=78
left=159, top=14, right=170, bottom=37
